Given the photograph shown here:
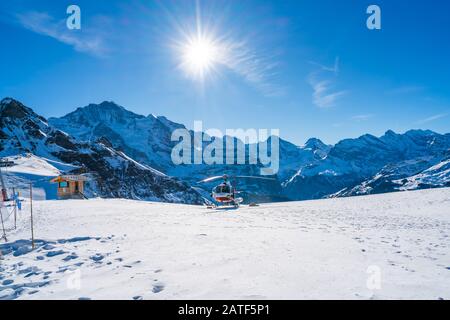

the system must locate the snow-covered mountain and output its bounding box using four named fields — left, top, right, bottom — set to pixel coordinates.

left=285, top=130, right=450, bottom=200
left=333, top=155, right=450, bottom=197
left=49, top=101, right=331, bottom=202
left=48, top=101, right=180, bottom=172
left=5, top=97, right=450, bottom=202
left=0, top=98, right=204, bottom=204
